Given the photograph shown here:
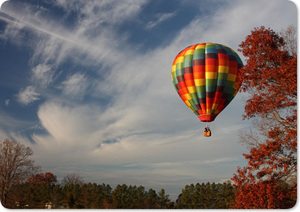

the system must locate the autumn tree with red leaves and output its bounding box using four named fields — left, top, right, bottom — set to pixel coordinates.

left=26, top=172, right=57, bottom=185
left=8, top=172, right=58, bottom=208
left=231, top=26, right=297, bottom=209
